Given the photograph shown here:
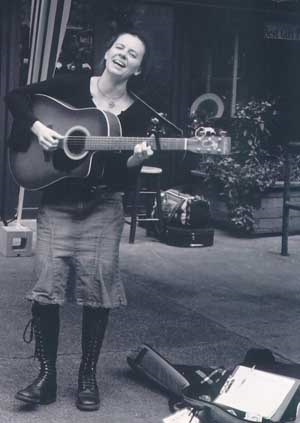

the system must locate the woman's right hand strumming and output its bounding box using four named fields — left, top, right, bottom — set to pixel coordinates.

left=31, top=120, right=63, bottom=151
